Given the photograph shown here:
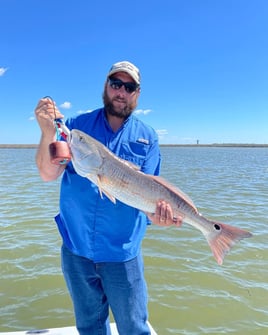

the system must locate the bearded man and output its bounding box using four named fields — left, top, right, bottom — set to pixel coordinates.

left=35, top=61, right=178, bottom=335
